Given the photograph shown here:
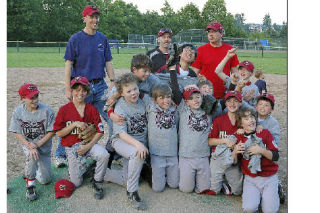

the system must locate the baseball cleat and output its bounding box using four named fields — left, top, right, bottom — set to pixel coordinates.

left=222, top=183, right=232, bottom=196
left=93, top=180, right=104, bottom=200
left=54, top=157, right=68, bottom=168
left=127, top=191, right=147, bottom=210
left=26, top=185, right=37, bottom=201
left=278, top=181, right=286, bottom=204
